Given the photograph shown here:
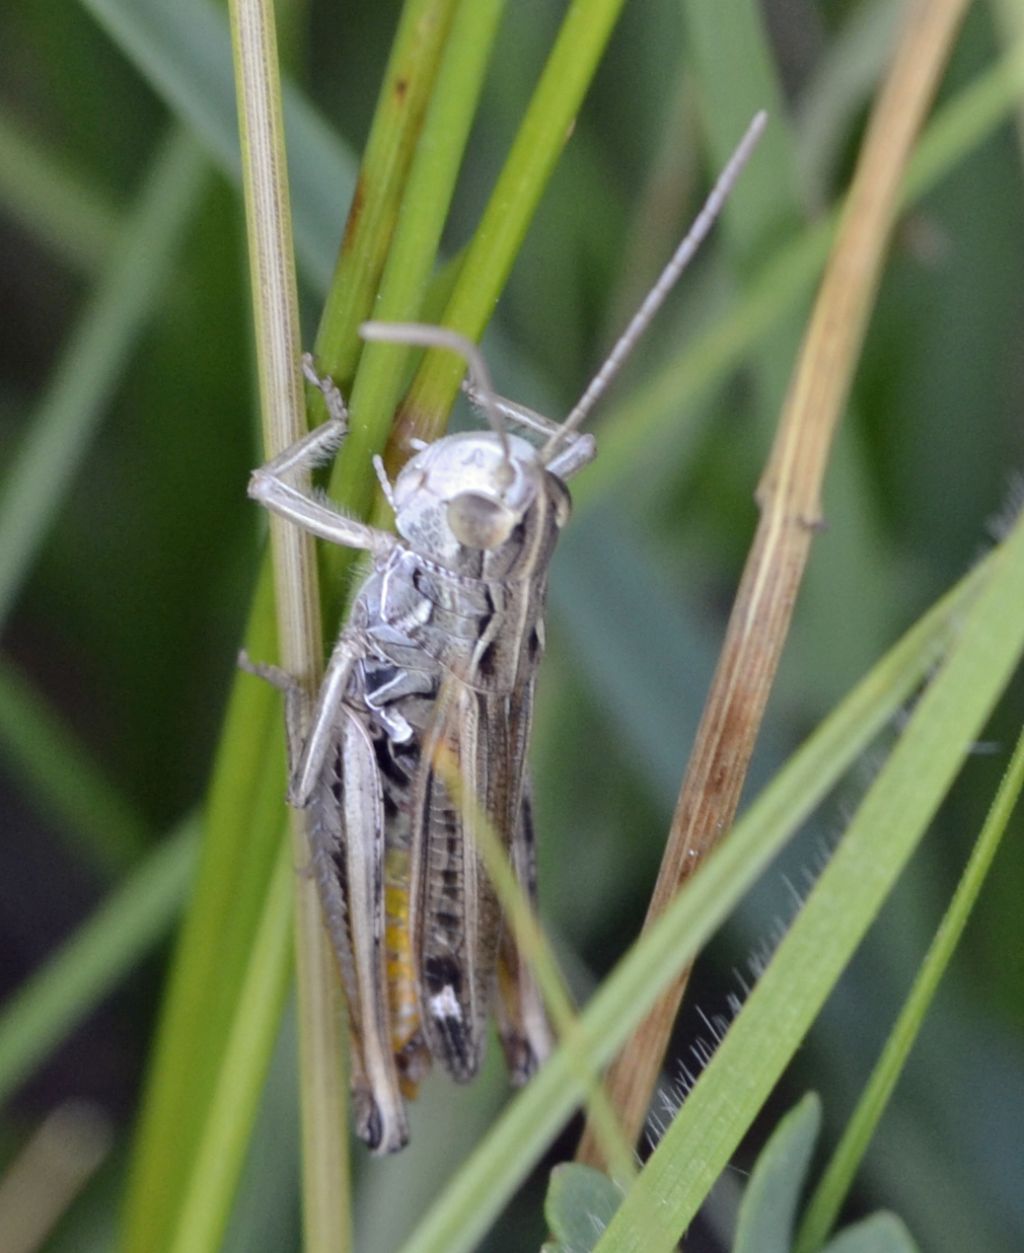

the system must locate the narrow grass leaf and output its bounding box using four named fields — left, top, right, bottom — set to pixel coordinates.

left=78, top=0, right=356, bottom=286
left=394, top=0, right=629, bottom=437
left=226, top=0, right=349, bottom=1247
left=594, top=515, right=1024, bottom=1251
left=313, top=0, right=461, bottom=386
left=325, top=0, right=508, bottom=542
left=795, top=722, right=1024, bottom=1253
left=0, top=659, right=149, bottom=874
left=0, top=111, right=116, bottom=272
left=0, top=128, right=205, bottom=633
left=166, top=835, right=295, bottom=1253
left=0, top=818, right=198, bottom=1109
